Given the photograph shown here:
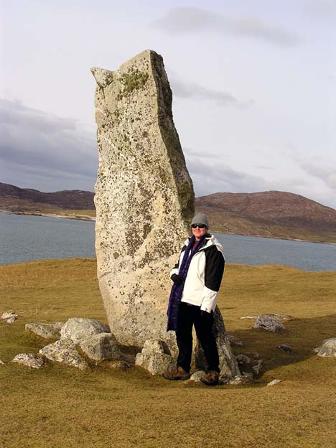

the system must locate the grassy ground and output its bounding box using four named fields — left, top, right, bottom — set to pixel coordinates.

left=1, top=259, right=335, bottom=448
